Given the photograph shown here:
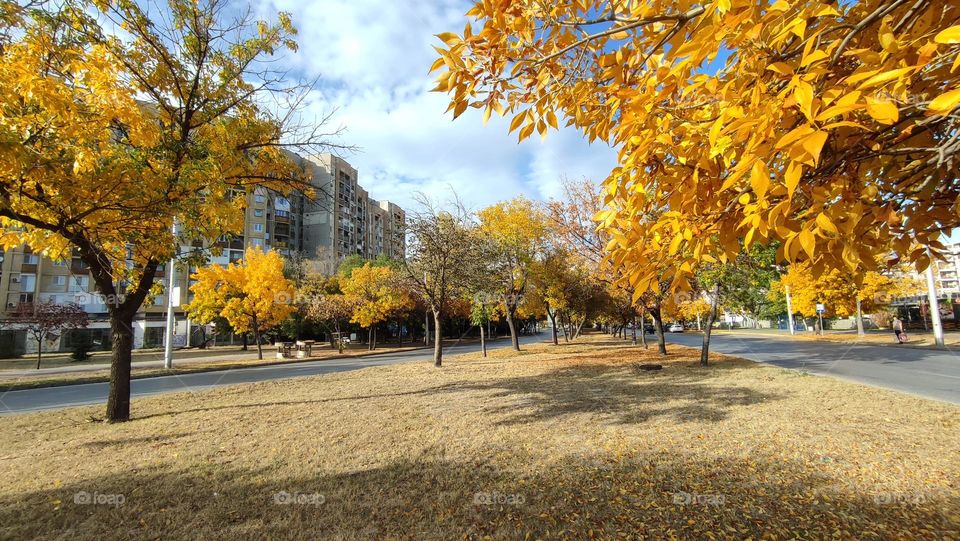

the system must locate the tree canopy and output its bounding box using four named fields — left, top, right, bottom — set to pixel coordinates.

left=433, top=1, right=960, bottom=295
